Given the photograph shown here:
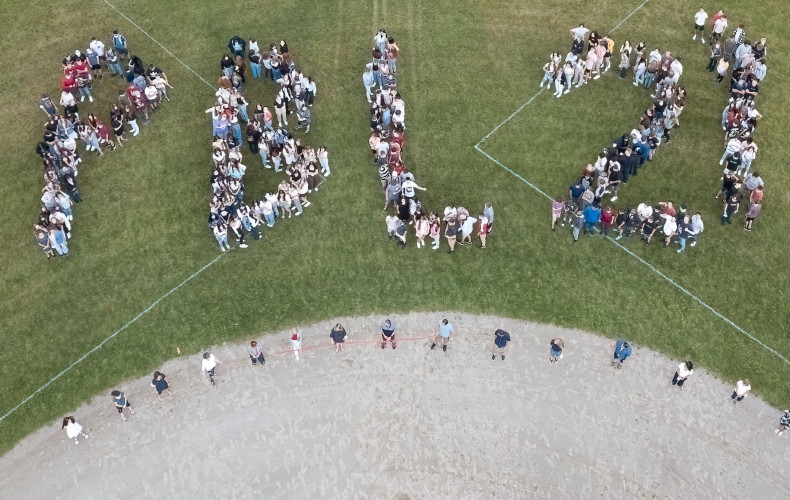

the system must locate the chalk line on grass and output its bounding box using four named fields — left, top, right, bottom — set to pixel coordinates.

left=472, top=0, right=788, bottom=365
left=102, top=0, right=216, bottom=90
left=0, top=254, right=225, bottom=424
